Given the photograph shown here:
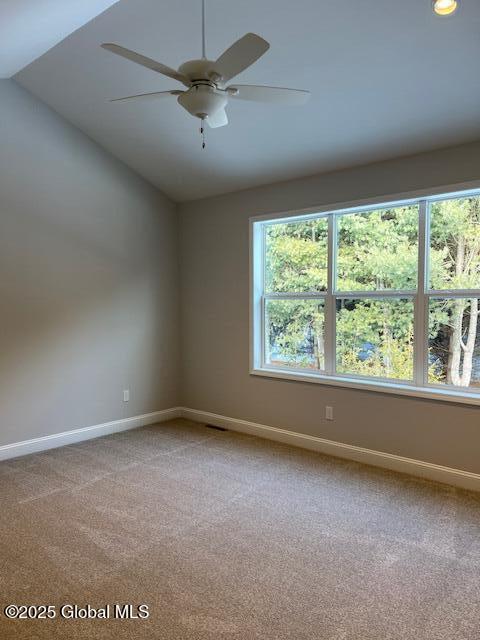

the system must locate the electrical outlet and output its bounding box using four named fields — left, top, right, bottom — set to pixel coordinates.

left=123, top=389, right=130, bottom=402
left=325, top=406, right=334, bottom=421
